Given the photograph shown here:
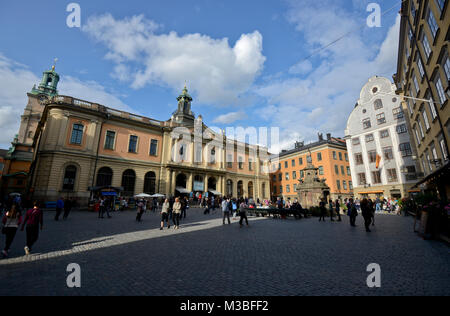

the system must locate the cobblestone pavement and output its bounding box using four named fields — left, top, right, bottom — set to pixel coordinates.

left=0, top=208, right=449, bottom=296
